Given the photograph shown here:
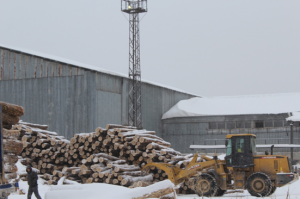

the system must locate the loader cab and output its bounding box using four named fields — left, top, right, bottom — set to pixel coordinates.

left=225, top=134, right=257, bottom=168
